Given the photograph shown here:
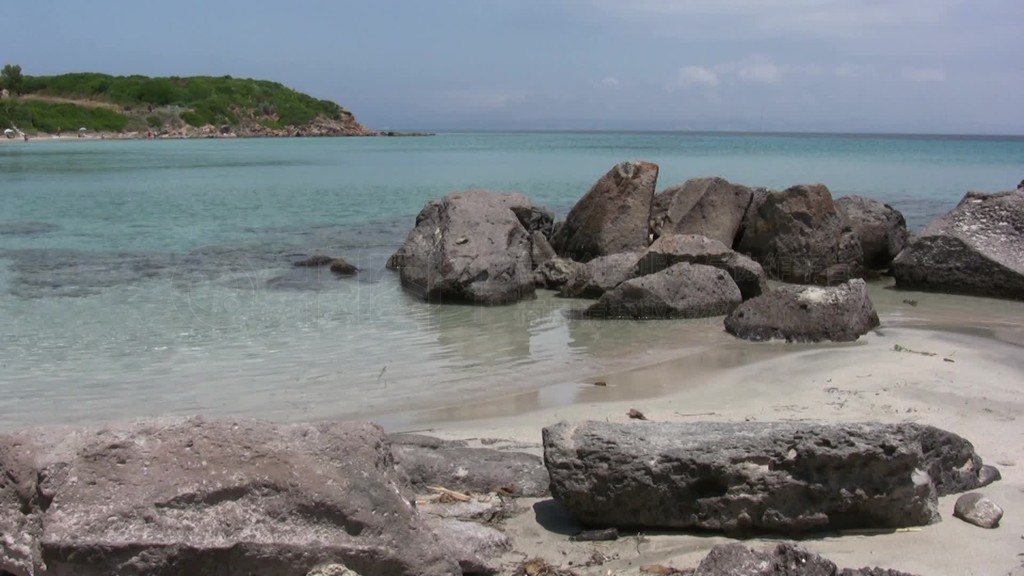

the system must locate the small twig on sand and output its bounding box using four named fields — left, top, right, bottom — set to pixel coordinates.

left=892, top=344, right=936, bottom=357
left=674, top=411, right=718, bottom=417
